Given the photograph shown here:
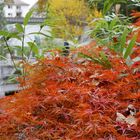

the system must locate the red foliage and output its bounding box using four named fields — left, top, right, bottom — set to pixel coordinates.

left=131, top=11, right=140, bottom=25
left=0, top=45, right=140, bottom=139
left=131, top=11, right=140, bottom=43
